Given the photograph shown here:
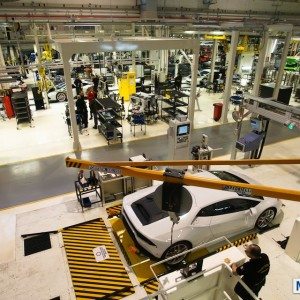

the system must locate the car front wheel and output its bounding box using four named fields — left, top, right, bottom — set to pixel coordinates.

left=162, top=241, right=191, bottom=266
left=56, top=92, right=67, bottom=102
left=255, top=208, right=276, bottom=230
